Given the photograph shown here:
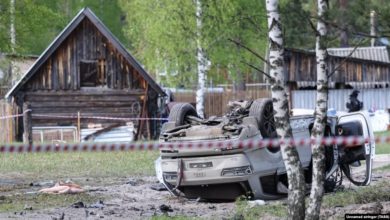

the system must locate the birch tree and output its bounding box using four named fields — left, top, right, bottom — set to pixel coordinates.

left=305, top=1, right=329, bottom=219
left=265, top=0, right=305, bottom=219
left=10, top=0, right=15, bottom=53
left=9, top=0, right=17, bottom=84
left=195, top=0, right=206, bottom=118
